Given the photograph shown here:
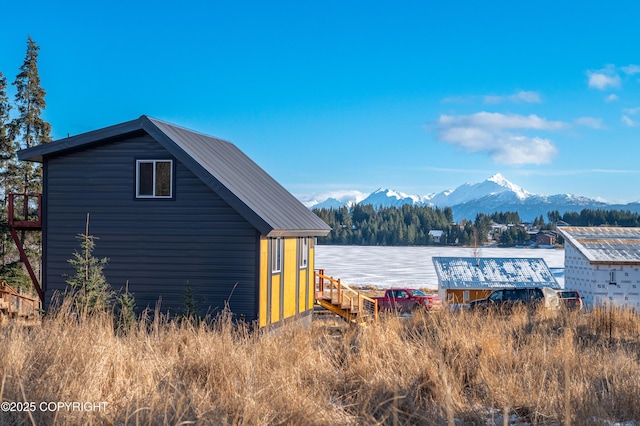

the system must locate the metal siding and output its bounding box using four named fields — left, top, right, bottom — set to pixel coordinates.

left=259, top=237, right=268, bottom=327
left=43, top=134, right=258, bottom=320
left=271, top=273, right=281, bottom=322
left=308, top=240, right=315, bottom=310
left=283, top=238, right=297, bottom=318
